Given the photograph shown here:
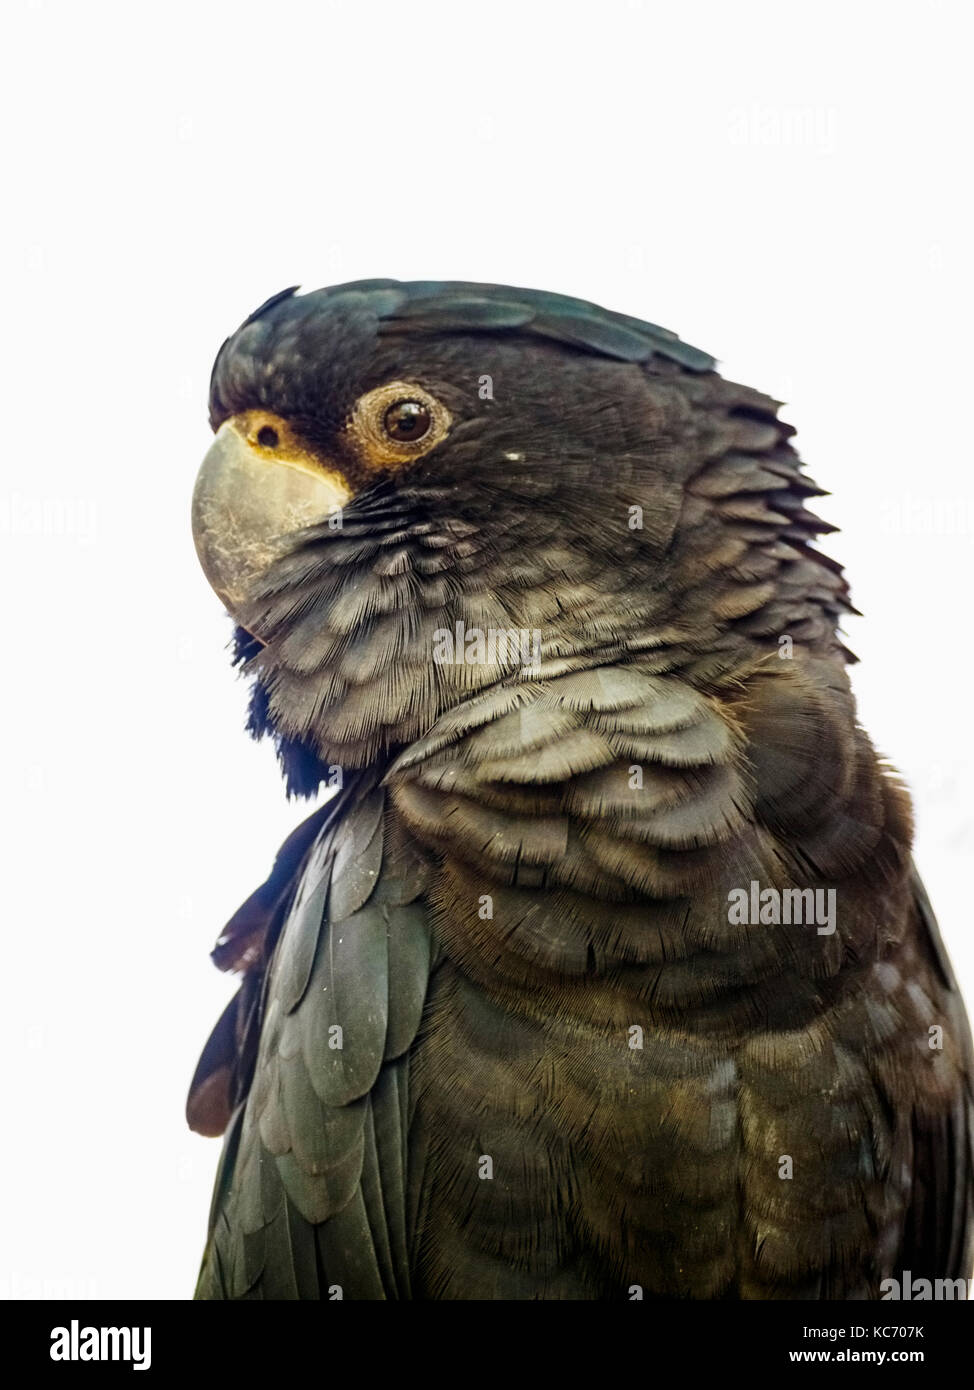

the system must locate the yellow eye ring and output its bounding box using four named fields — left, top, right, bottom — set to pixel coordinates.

left=346, top=380, right=451, bottom=466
